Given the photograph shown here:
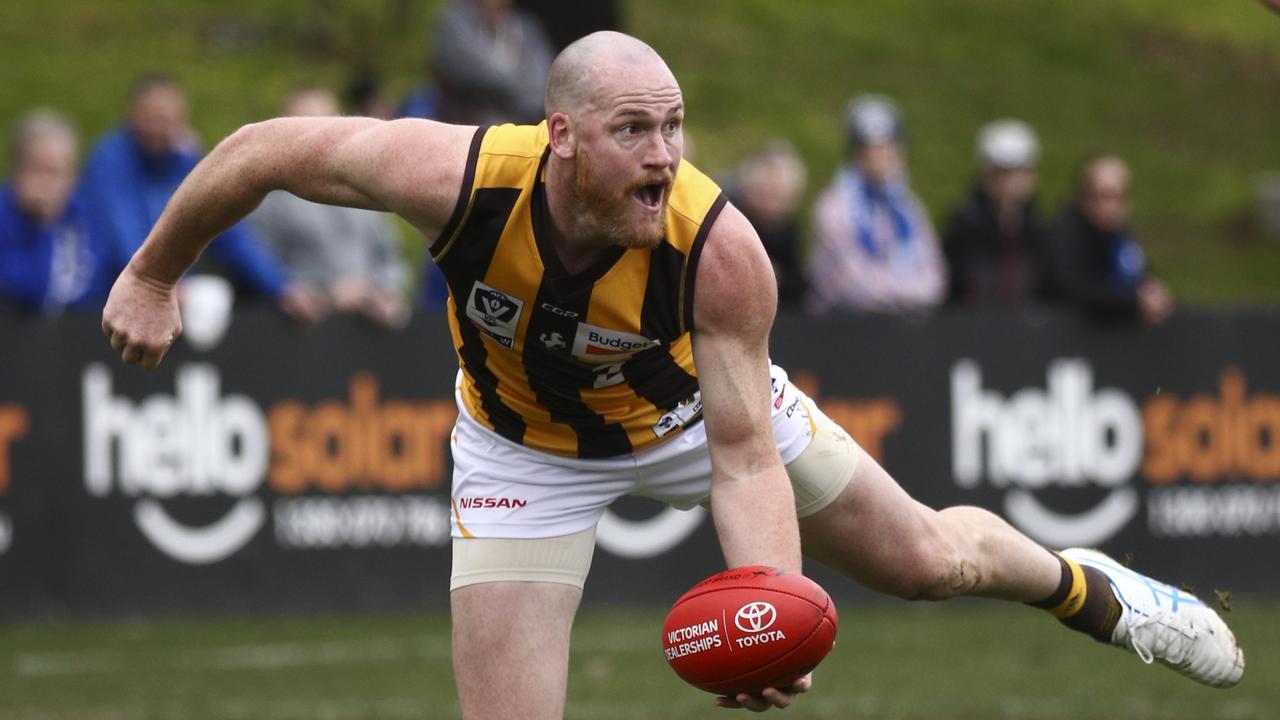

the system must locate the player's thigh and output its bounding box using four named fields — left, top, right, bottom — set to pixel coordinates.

left=451, top=579, right=583, bottom=720
left=796, top=424, right=953, bottom=598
